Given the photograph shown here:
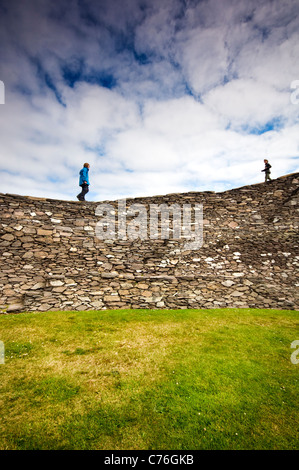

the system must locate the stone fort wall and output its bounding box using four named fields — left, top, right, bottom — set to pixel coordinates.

left=0, top=173, right=298, bottom=313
